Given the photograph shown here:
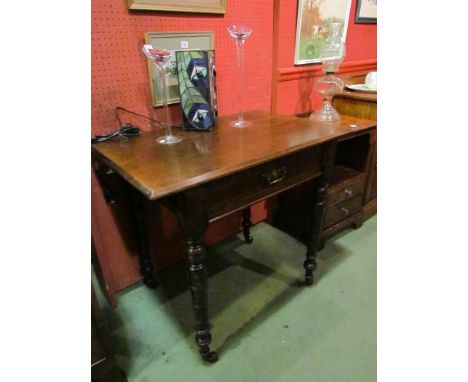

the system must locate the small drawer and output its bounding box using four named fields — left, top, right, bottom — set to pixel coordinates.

left=327, top=177, right=366, bottom=206
left=206, top=147, right=321, bottom=219
left=324, top=194, right=363, bottom=228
